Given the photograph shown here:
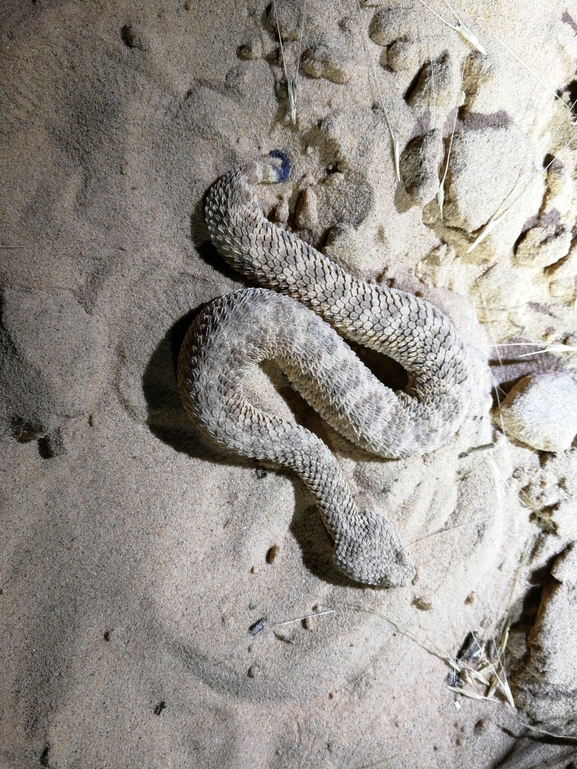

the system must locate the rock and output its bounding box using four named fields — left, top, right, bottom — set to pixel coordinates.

left=461, top=53, right=511, bottom=117
left=443, top=119, right=539, bottom=235
left=386, top=38, right=420, bottom=72
left=300, top=43, right=355, bottom=84
left=369, top=7, right=412, bottom=47
left=238, top=37, right=264, bottom=60
left=265, top=0, right=303, bottom=41
left=494, top=372, right=577, bottom=451
left=295, top=187, right=319, bottom=229
left=543, top=162, right=574, bottom=224
left=515, top=223, right=572, bottom=268
left=399, top=129, right=443, bottom=206
left=514, top=546, right=577, bottom=720
left=548, top=246, right=577, bottom=299
left=407, top=51, right=460, bottom=112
